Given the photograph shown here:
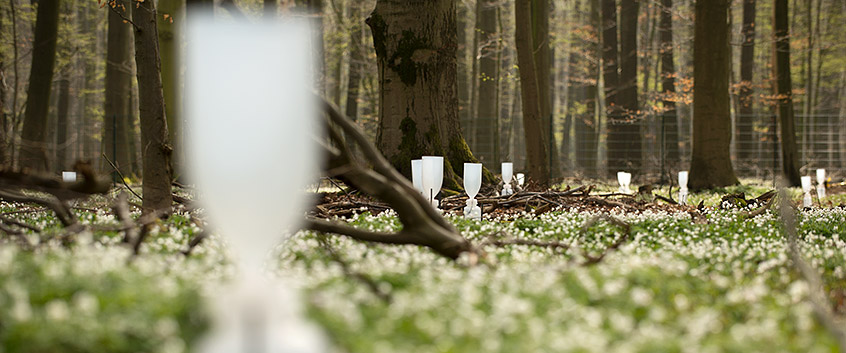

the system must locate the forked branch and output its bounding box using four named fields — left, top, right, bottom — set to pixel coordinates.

left=305, top=98, right=474, bottom=260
